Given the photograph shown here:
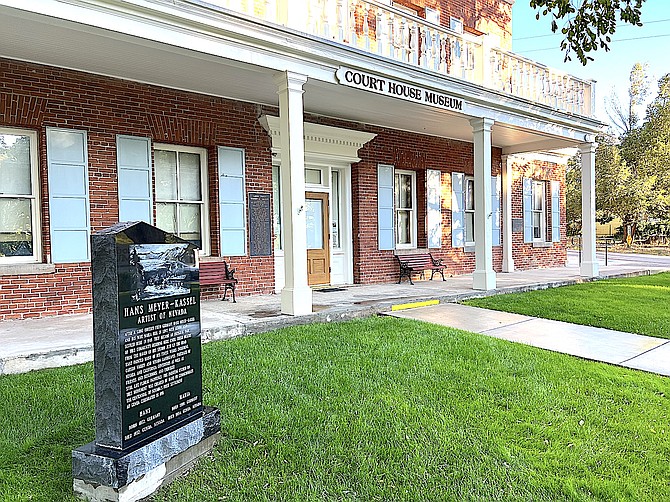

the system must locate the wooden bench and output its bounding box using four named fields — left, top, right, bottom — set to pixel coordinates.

left=199, top=261, right=238, bottom=302
left=395, top=253, right=445, bottom=285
